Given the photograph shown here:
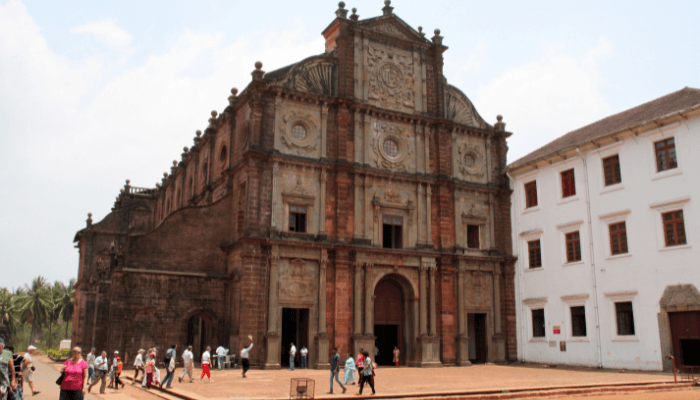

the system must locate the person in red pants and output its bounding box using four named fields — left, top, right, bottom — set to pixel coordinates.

left=145, top=353, right=156, bottom=389
left=199, top=346, right=213, bottom=383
